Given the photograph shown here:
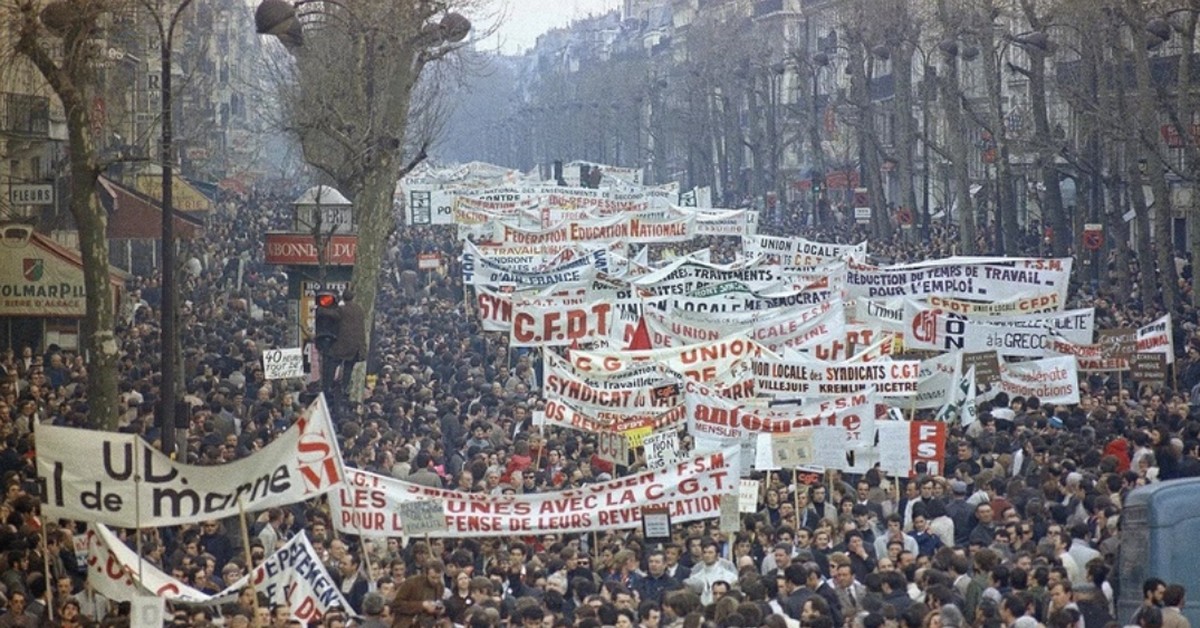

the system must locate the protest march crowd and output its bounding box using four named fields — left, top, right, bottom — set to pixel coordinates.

left=2, top=161, right=1199, bottom=628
